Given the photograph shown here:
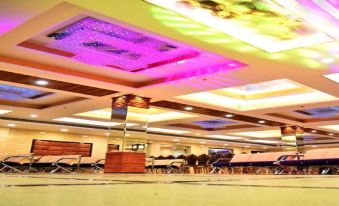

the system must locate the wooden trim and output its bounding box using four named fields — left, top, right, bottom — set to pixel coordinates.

left=18, top=42, right=75, bottom=58
left=167, top=123, right=259, bottom=131
left=0, top=70, right=117, bottom=97
left=151, top=101, right=284, bottom=127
